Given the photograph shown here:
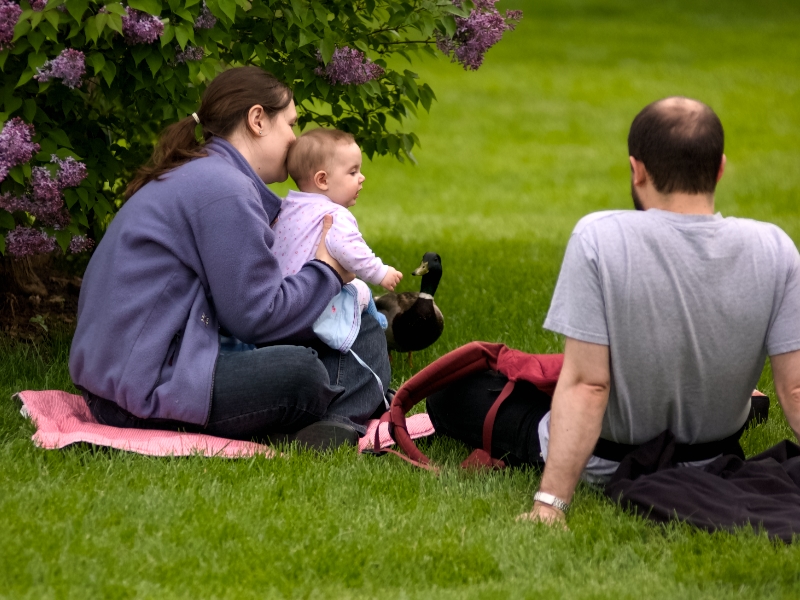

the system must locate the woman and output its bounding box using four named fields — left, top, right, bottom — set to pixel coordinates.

left=69, top=67, right=391, bottom=448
